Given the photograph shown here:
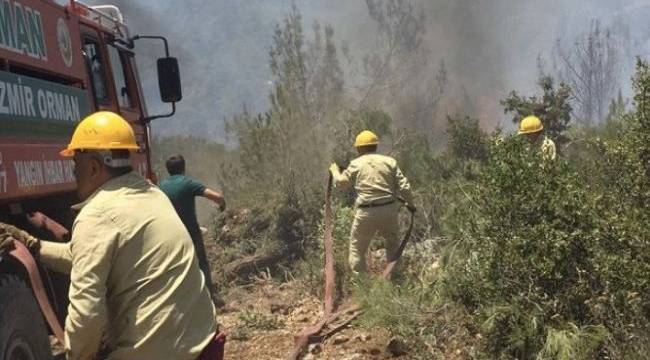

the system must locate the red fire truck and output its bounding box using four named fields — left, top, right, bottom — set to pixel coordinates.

left=0, top=1, right=181, bottom=358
